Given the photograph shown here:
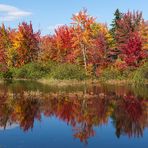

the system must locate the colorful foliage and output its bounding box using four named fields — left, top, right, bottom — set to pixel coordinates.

left=0, top=9, right=148, bottom=77
left=115, top=11, right=147, bottom=68
left=12, top=22, right=40, bottom=67
left=0, top=24, right=10, bottom=71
